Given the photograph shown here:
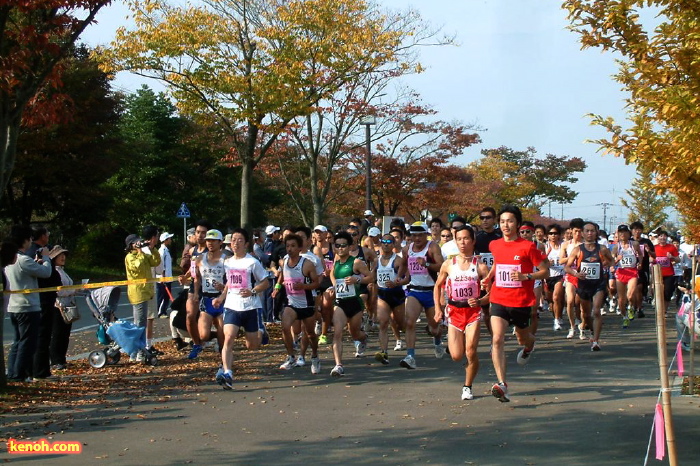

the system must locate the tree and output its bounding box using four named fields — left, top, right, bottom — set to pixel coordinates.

left=102, top=0, right=410, bottom=229
left=0, top=0, right=111, bottom=200
left=1, top=45, right=122, bottom=236
left=467, top=146, right=587, bottom=215
left=620, top=167, right=672, bottom=231
left=564, top=0, right=700, bottom=241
